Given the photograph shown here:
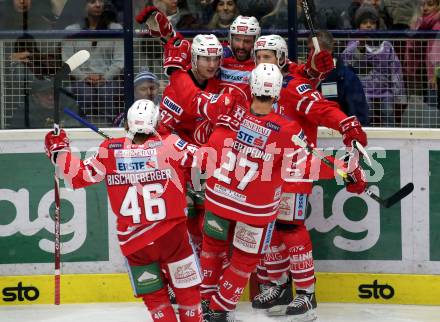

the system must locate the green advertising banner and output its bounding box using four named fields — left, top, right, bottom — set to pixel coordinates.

left=0, top=153, right=109, bottom=264
left=430, top=151, right=440, bottom=261
left=309, top=150, right=402, bottom=260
